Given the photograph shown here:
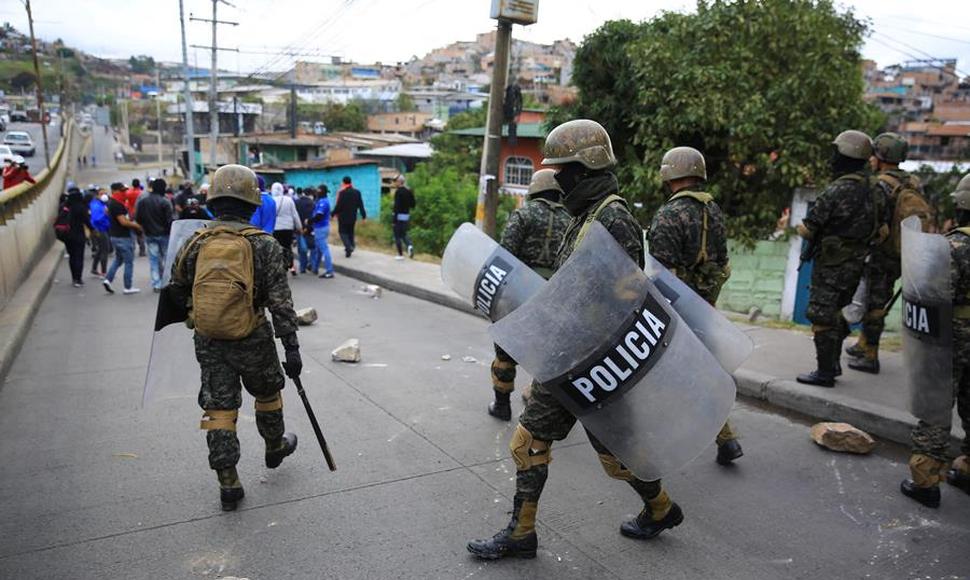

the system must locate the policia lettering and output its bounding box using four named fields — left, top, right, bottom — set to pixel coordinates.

left=903, top=300, right=940, bottom=337
left=474, top=256, right=511, bottom=317
left=565, top=295, right=670, bottom=406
